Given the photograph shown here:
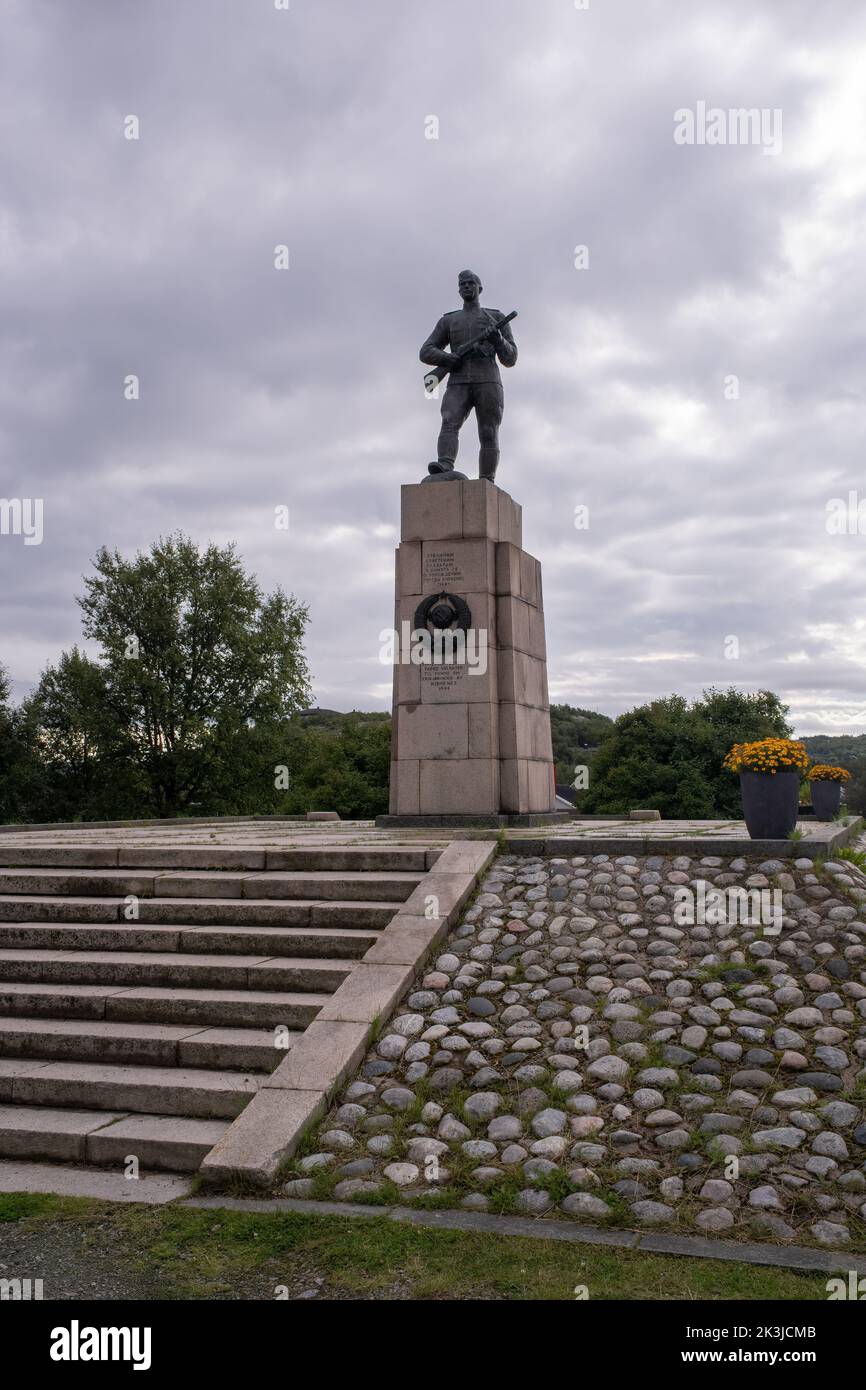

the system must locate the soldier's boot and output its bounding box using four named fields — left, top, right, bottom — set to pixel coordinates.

left=437, top=425, right=460, bottom=470
left=479, top=443, right=499, bottom=482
